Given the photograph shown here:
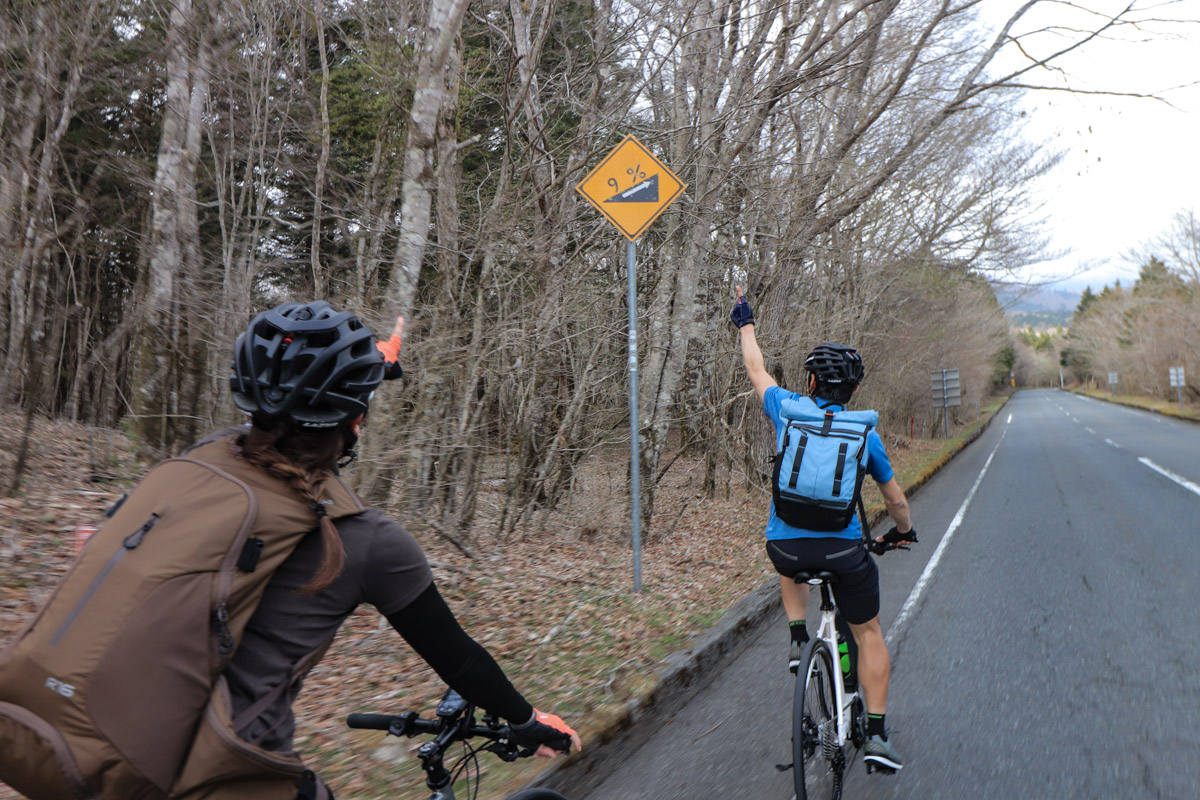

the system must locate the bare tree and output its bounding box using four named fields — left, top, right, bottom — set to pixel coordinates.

left=130, top=0, right=215, bottom=458
left=1154, top=208, right=1200, bottom=285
